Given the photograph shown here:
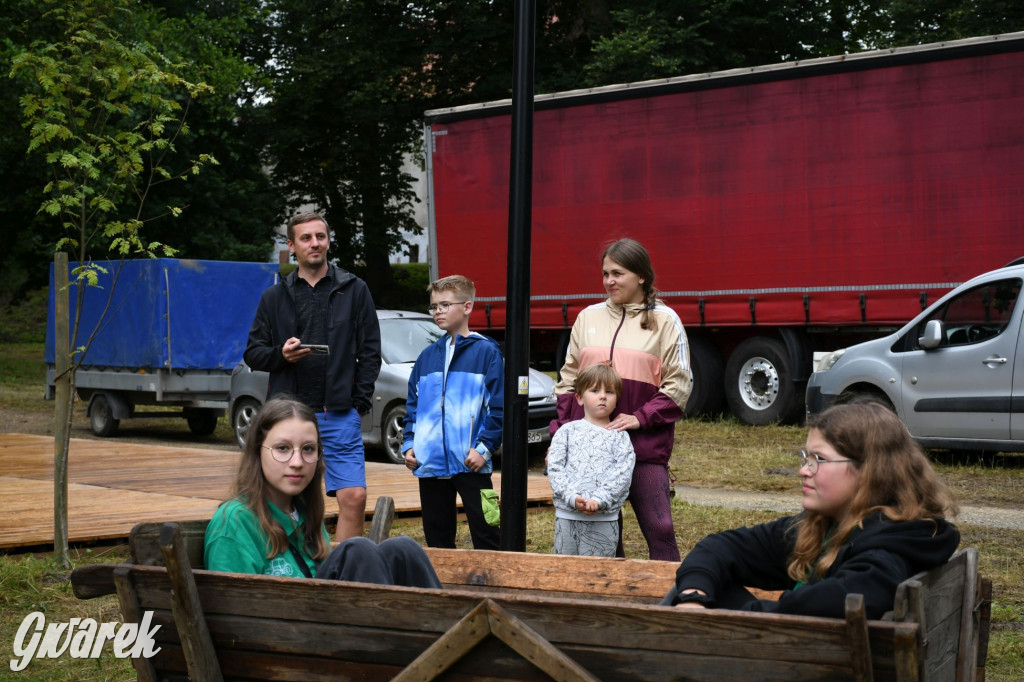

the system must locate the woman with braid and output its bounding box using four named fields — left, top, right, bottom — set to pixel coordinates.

left=551, top=238, right=692, bottom=561
left=661, top=402, right=959, bottom=618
